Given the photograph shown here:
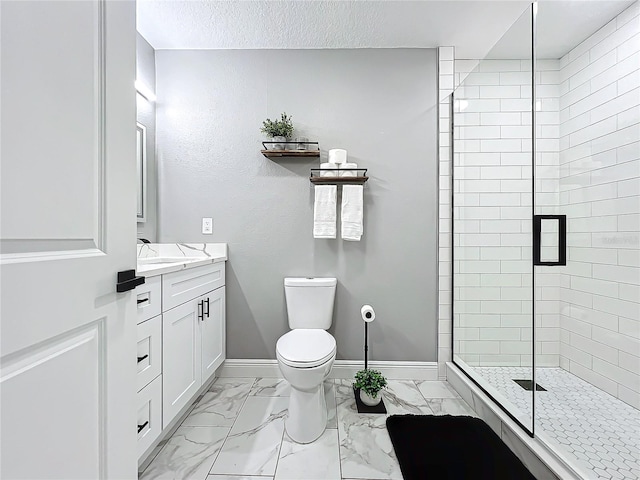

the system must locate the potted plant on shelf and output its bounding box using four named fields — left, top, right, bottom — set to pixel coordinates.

left=261, top=112, right=294, bottom=150
left=353, top=369, right=387, bottom=406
